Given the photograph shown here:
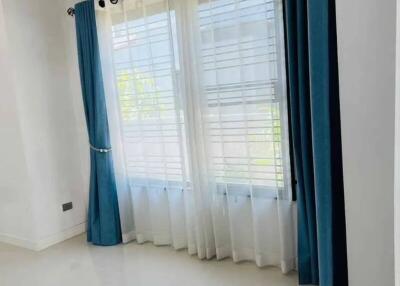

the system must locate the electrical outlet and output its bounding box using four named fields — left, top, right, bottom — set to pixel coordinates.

left=62, top=202, right=73, bottom=212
